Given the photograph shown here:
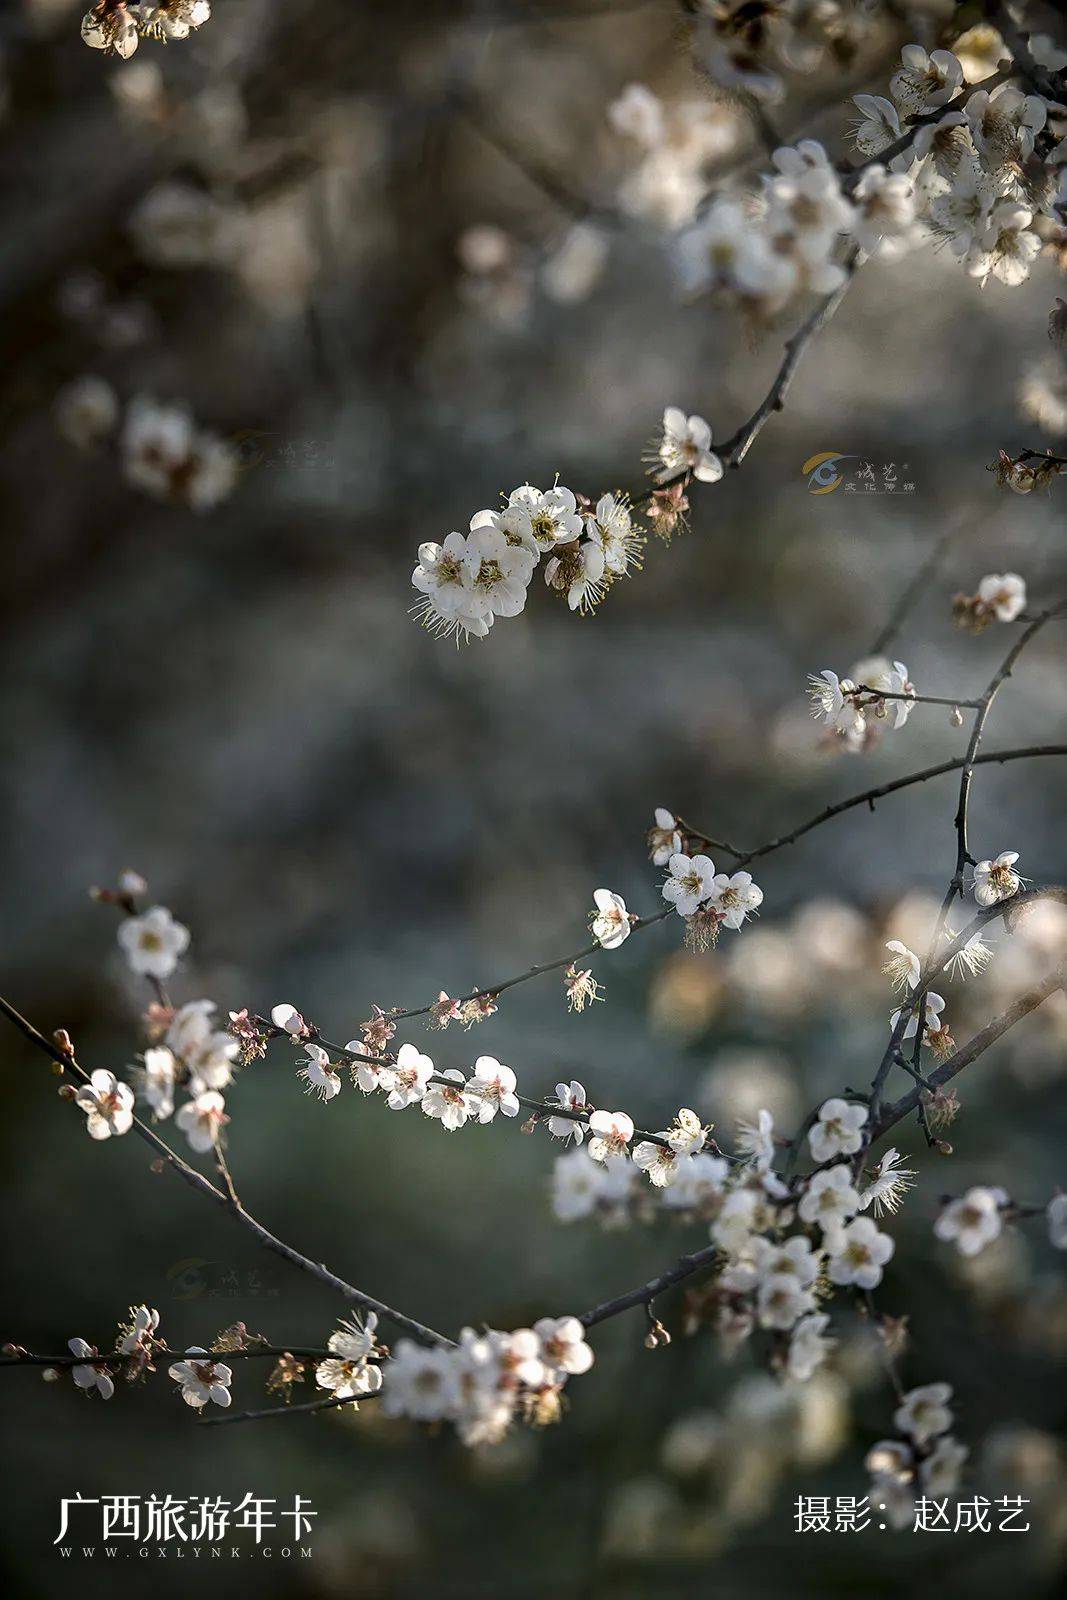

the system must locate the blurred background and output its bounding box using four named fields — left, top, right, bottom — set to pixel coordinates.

left=2, top=1, right=1067, bottom=1597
